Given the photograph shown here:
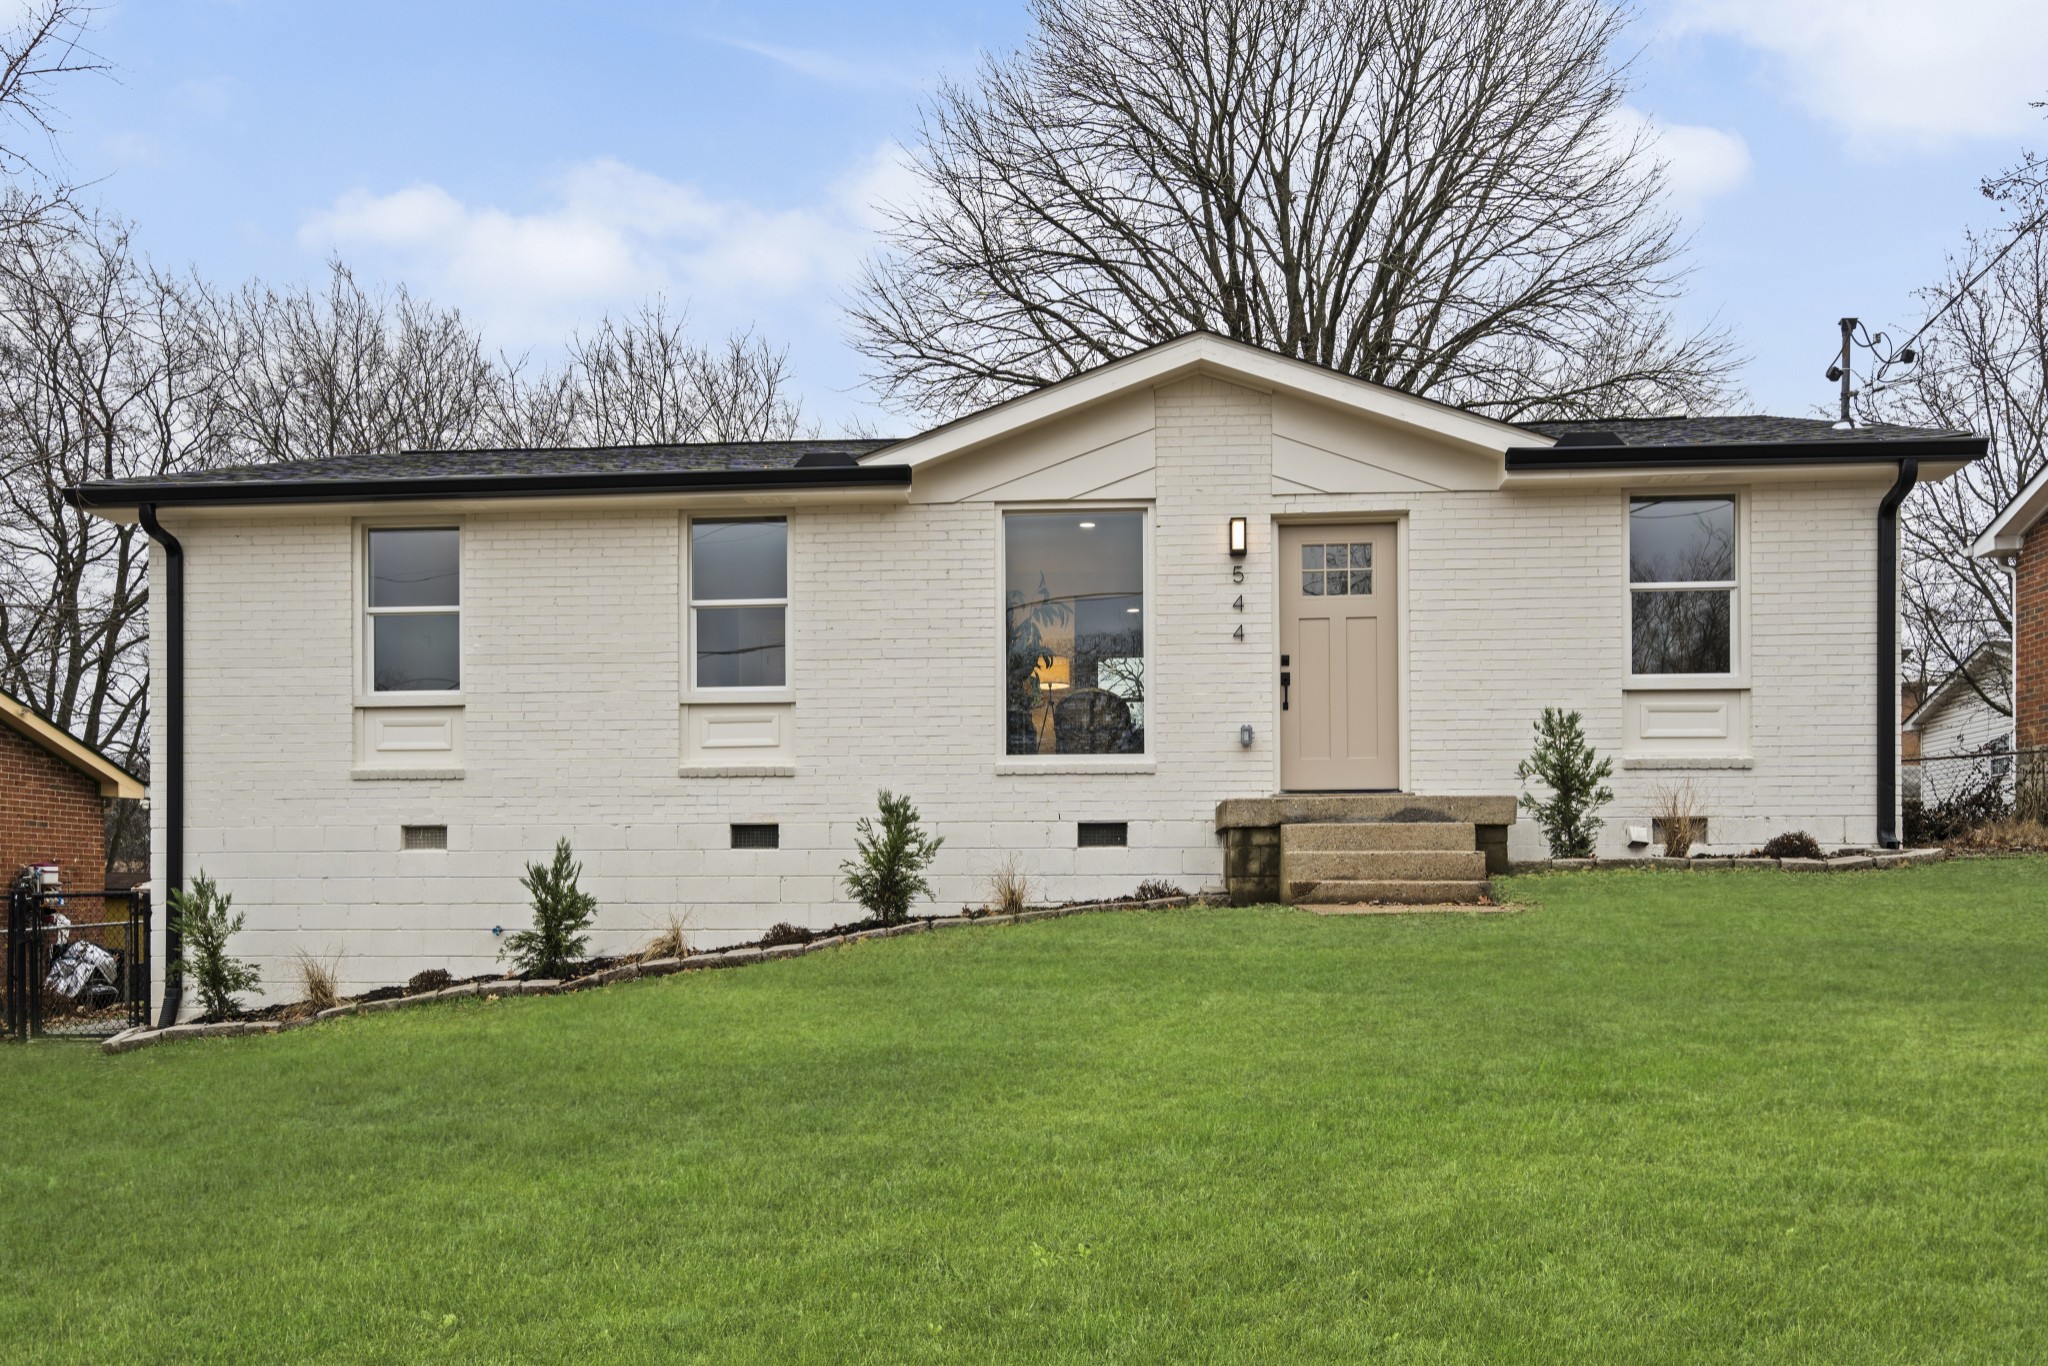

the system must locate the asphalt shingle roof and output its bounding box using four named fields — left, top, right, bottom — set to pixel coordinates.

left=1517, top=415, right=1968, bottom=446
left=123, top=439, right=901, bottom=489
